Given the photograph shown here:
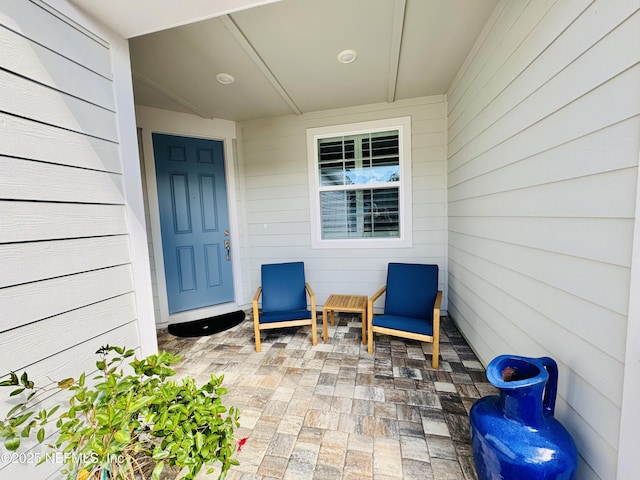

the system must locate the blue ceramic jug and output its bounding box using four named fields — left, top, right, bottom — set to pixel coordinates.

left=469, top=355, right=578, bottom=479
